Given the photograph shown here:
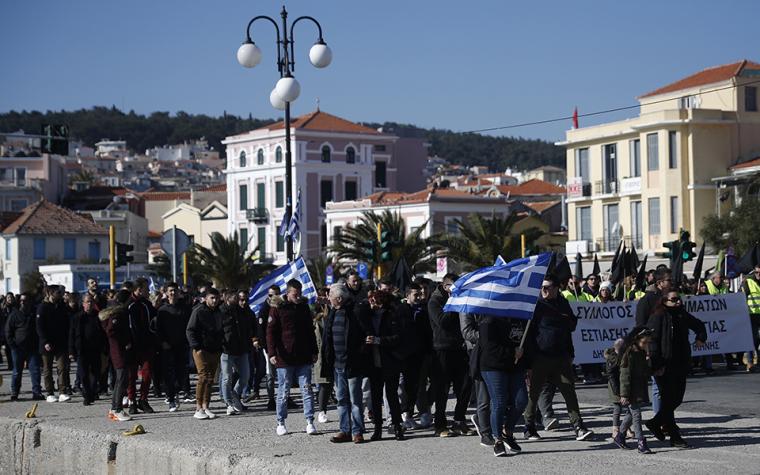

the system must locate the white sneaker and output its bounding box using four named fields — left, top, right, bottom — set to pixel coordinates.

left=402, top=412, right=419, bottom=430
left=164, top=398, right=170, bottom=405
left=58, top=393, right=71, bottom=403
left=226, top=406, right=237, bottom=416
left=306, top=422, right=317, bottom=435
left=276, top=424, right=287, bottom=436
left=183, top=396, right=196, bottom=404
left=122, top=396, right=130, bottom=406
left=116, top=410, right=132, bottom=422
left=46, top=395, right=58, bottom=403
left=168, top=401, right=179, bottom=413
left=317, top=411, right=328, bottom=423
left=204, top=409, right=216, bottom=419
left=193, top=409, right=208, bottom=420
